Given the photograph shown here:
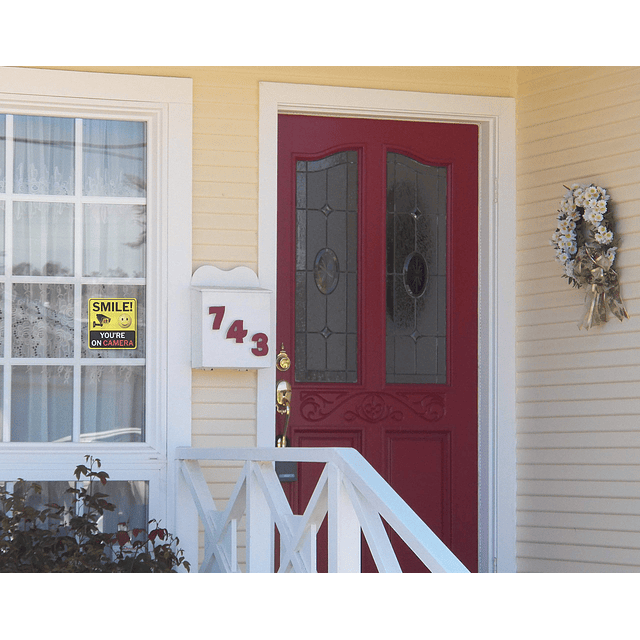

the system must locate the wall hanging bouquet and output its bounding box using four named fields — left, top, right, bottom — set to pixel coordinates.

left=551, top=183, right=629, bottom=329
